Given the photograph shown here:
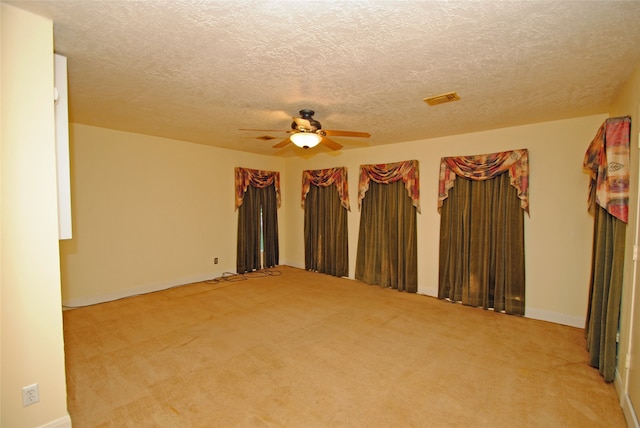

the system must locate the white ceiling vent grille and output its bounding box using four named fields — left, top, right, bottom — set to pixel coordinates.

left=423, top=91, right=460, bottom=106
